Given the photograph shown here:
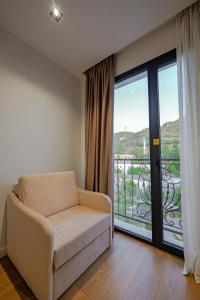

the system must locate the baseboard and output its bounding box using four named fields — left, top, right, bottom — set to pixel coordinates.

left=0, top=247, right=7, bottom=258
